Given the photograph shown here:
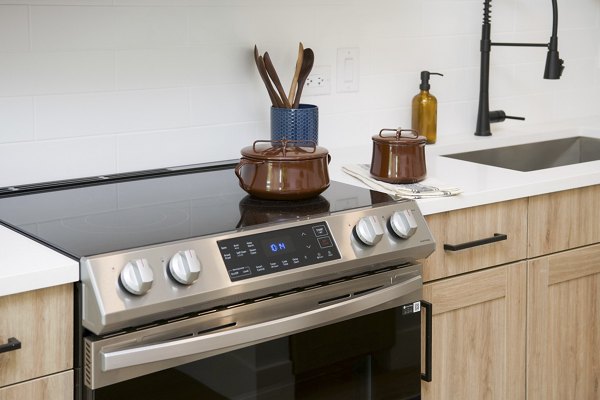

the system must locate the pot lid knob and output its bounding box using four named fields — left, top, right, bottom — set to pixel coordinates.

left=354, top=215, right=384, bottom=246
